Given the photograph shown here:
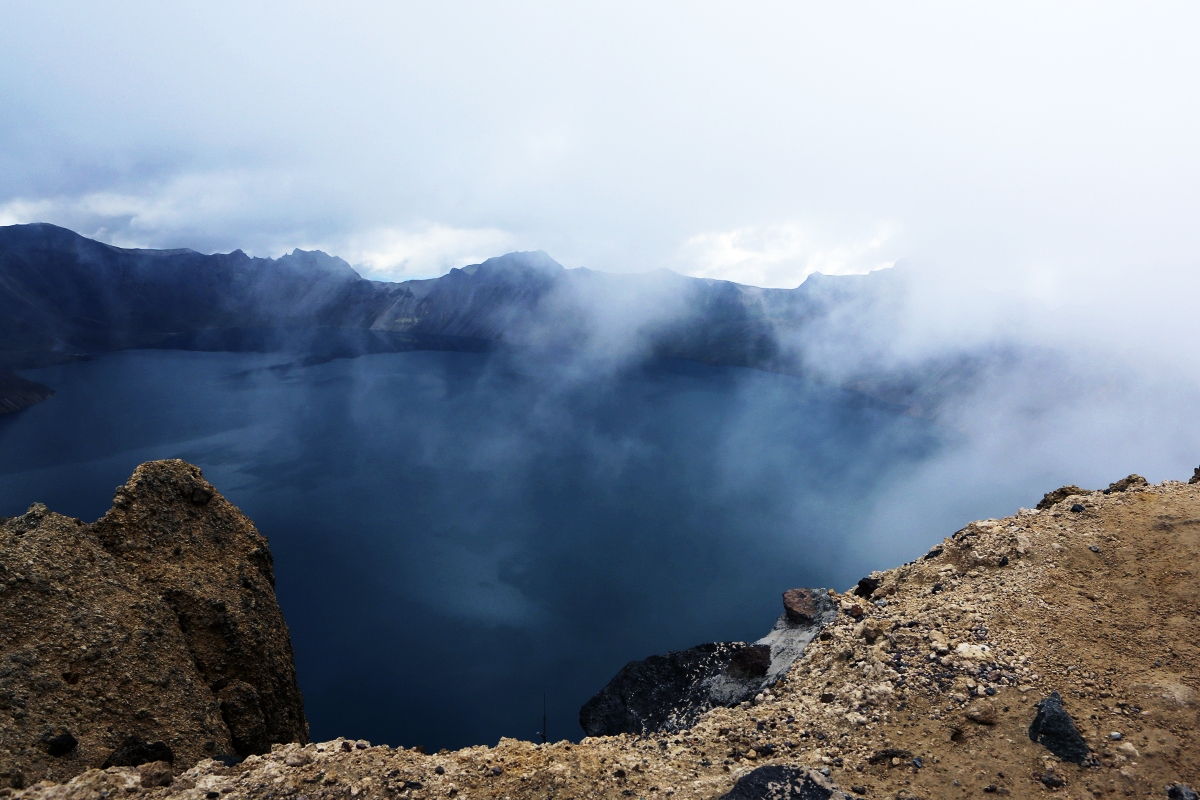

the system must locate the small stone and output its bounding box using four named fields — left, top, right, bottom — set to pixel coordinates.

left=912, top=757, right=923, bottom=769
left=138, top=761, right=173, bottom=788
left=190, top=487, right=213, bottom=505
left=435, top=766, right=446, bottom=775
left=340, top=740, right=353, bottom=752
left=965, top=699, right=997, bottom=725
left=1089, top=545, right=1100, bottom=553
left=1109, top=731, right=1122, bottom=740
left=857, top=620, right=883, bottom=644
left=853, top=577, right=881, bottom=598
left=355, top=740, right=370, bottom=749
left=1116, top=742, right=1139, bottom=757
left=873, top=599, right=887, bottom=608
left=285, top=752, right=310, bottom=766
left=490, top=766, right=503, bottom=776
left=819, top=767, right=830, bottom=777
left=1070, top=504, right=1085, bottom=513
left=1038, top=771, right=1065, bottom=789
